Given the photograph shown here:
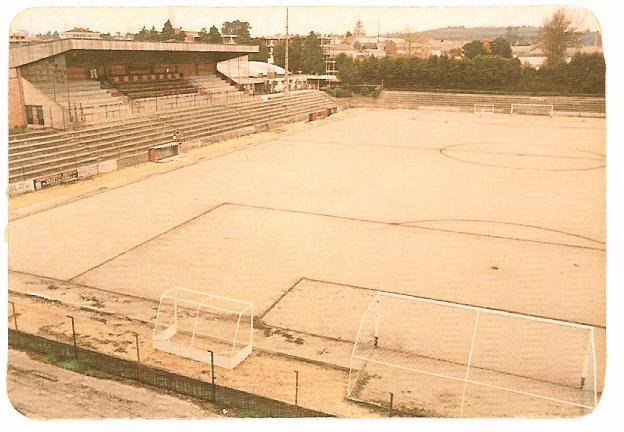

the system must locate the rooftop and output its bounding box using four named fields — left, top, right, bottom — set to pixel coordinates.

left=9, top=38, right=259, bottom=68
